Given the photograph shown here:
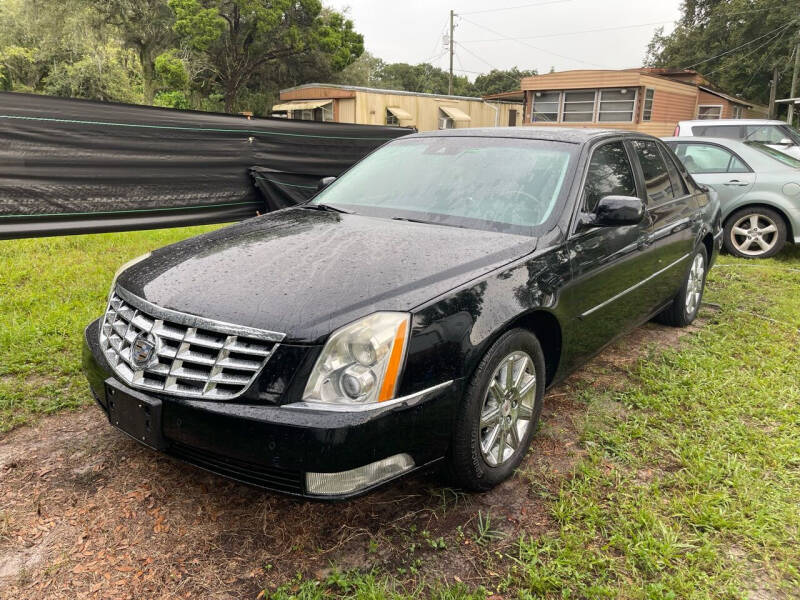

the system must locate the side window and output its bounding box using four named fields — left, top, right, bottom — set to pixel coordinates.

left=657, top=142, right=688, bottom=197
left=631, top=139, right=674, bottom=206
left=674, top=143, right=750, bottom=174
left=582, top=141, right=637, bottom=212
